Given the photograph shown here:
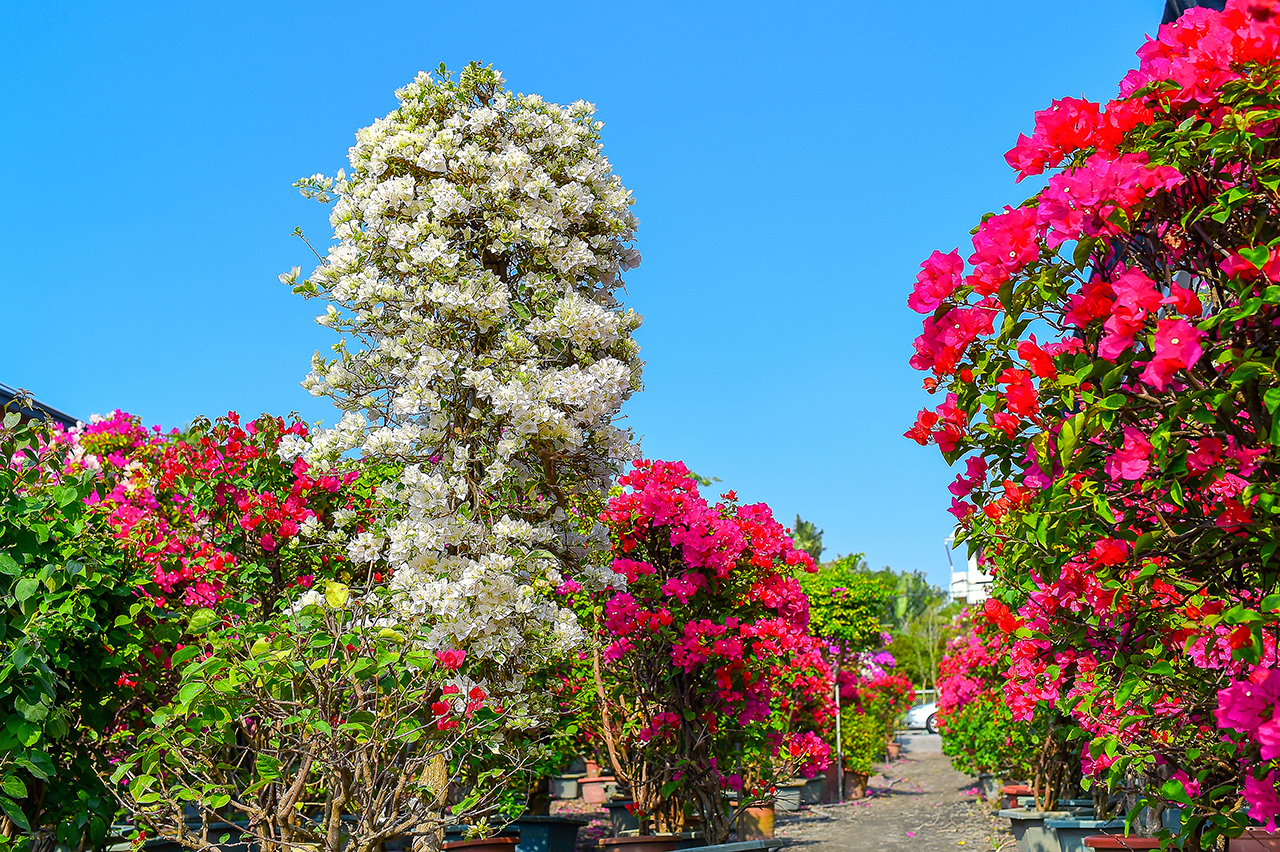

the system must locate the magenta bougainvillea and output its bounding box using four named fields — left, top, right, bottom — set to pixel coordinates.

left=587, top=459, right=831, bottom=843
left=907, top=0, right=1280, bottom=841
